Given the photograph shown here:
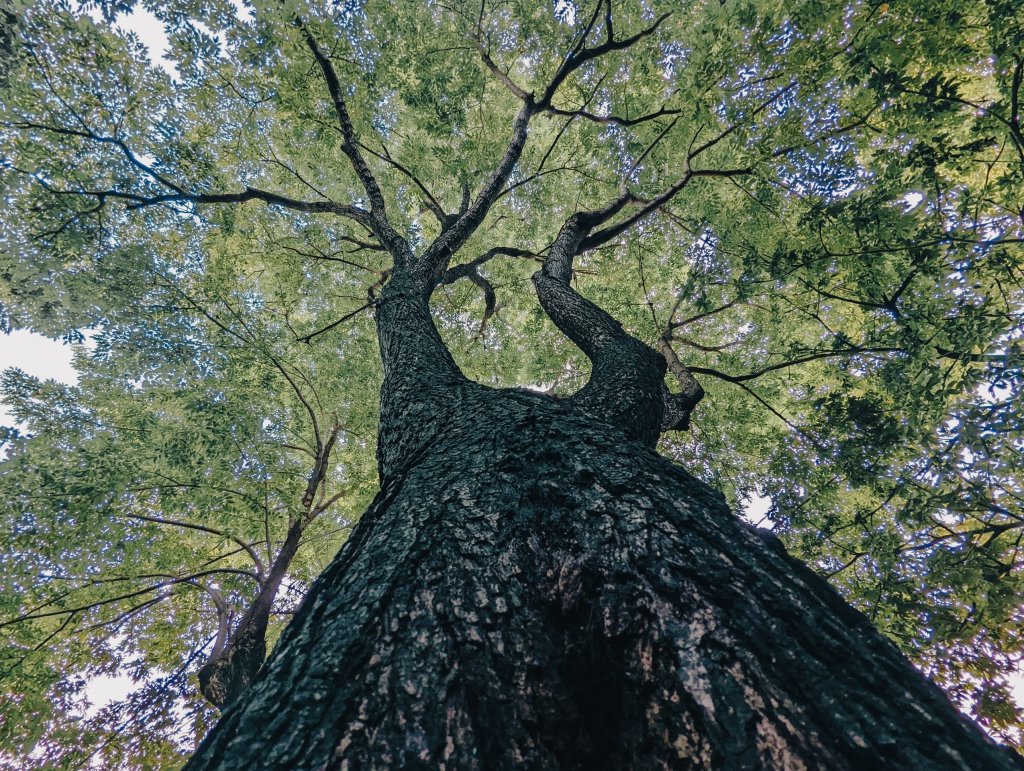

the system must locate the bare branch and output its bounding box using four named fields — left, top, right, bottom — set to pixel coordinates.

left=543, top=104, right=681, bottom=126
left=296, top=299, right=377, bottom=344
left=657, top=337, right=704, bottom=431
left=437, top=246, right=541, bottom=286
left=295, top=21, right=386, bottom=216
left=473, top=38, right=531, bottom=101
left=537, top=10, right=672, bottom=109
left=579, top=167, right=752, bottom=253
left=360, top=141, right=451, bottom=227
left=124, top=512, right=267, bottom=581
